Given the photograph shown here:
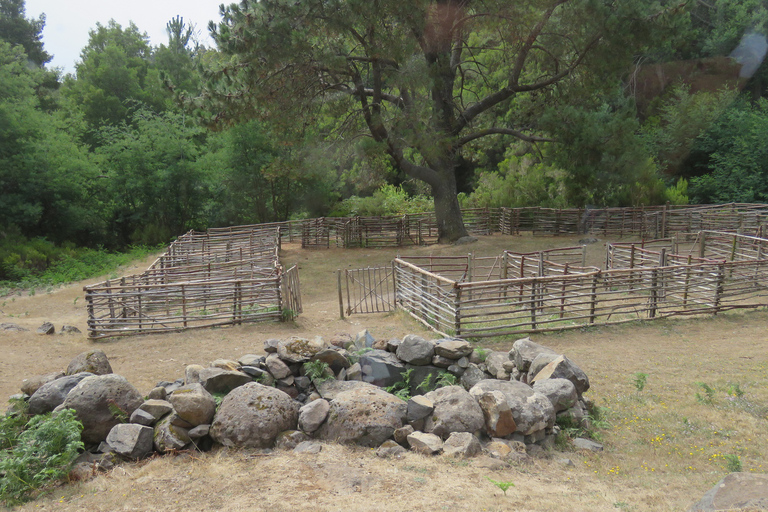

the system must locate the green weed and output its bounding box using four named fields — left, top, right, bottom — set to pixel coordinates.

left=486, top=477, right=515, bottom=496
left=303, top=360, right=333, bottom=383
left=632, top=372, right=648, bottom=392
left=695, top=382, right=716, bottom=405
